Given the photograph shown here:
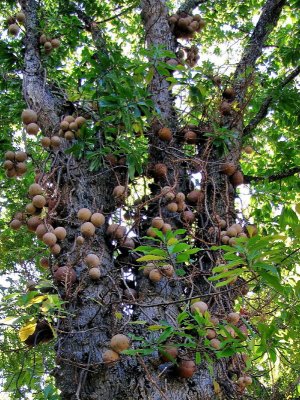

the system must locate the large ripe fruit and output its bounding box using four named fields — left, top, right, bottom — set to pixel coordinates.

left=161, top=186, right=175, bottom=201
left=177, top=359, right=196, bottom=378
left=21, top=109, right=38, bottom=125
left=227, top=312, right=240, bottom=324
left=27, top=216, right=42, bottom=232
left=110, top=334, right=130, bottom=353
left=158, top=127, right=172, bottom=142
left=6, top=168, right=16, bottom=178
left=153, top=163, right=167, bottom=178
left=91, top=212, right=105, bottom=227
left=26, top=123, right=40, bottom=135
left=64, top=115, right=75, bottom=123
left=29, top=183, right=43, bottom=197
left=8, top=23, right=20, bottom=36
left=175, top=192, right=185, bottom=202
left=103, top=349, right=120, bottom=364
left=77, top=208, right=92, bottom=221
left=25, top=203, right=37, bottom=215
left=85, top=254, right=100, bottom=267
left=54, top=266, right=76, bottom=284
left=151, top=217, right=164, bottom=229
left=89, top=267, right=101, bottom=280
left=51, top=38, right=60, bottom=48
left=149, top=269, right=162, bottom=282
left=5, top=151, right=15, bottom=161
left=44, top=41, right=52, bottom=51
left=210, top=338, right=221, bottom=350
left=60, top=120, right=69, bottom=130
left=231, top=171, right=244, bottom=187
left=159, top=345, right=178, bottom=362
left=161, top=264, right=174, bottom=277
left=43, top=232, right=57, bottom=246
left=187, top=189, right=203, bottom=204
left=190, top=301, right=208, bottom=314
left=32, top=195, right=46, bottom=208
left=107, top=223, right=126, bottom=239
left=80, top=222, right=96, bottom=237
left=184, top=130, right=197, bottom=144
left=15, top=151, right=27, bottom=162
left=113, top=185, right=126, bottom=198
left=10, top=219, right=22, bottom=230
left=16, top=12, right=26, bottom=23
left=221, top=162, right=236, bottom=176
left=54, top=227, right=67, bottom=240
left=182, top=210, right=195, bottom=224
left=3, top=160, right=14, bottom=170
